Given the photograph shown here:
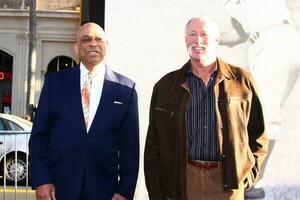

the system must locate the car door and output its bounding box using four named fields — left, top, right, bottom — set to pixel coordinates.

left=0, top=118, right=12, bottom=158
